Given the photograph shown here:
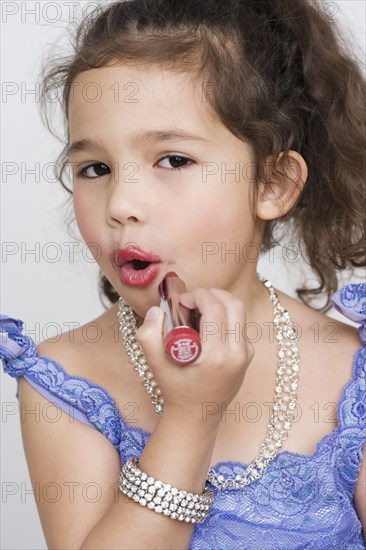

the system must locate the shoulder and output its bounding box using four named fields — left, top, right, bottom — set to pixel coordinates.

left=276, top=287, right=362, bottom=364
left=1, top=305, right=118, bottom=378
left=34, top=302, right=133, bottom=427
left=274, top=286, right=364, bottom=412
left=37, top=302, right=120, bottom=378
